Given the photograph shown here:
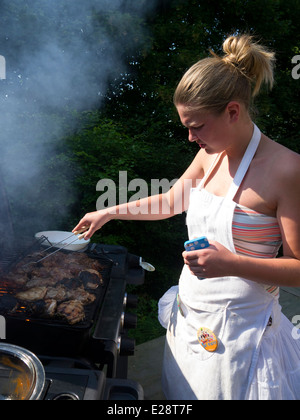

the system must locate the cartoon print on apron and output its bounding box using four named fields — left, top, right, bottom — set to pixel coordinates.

left=162, top=124, right=281, bottom=400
